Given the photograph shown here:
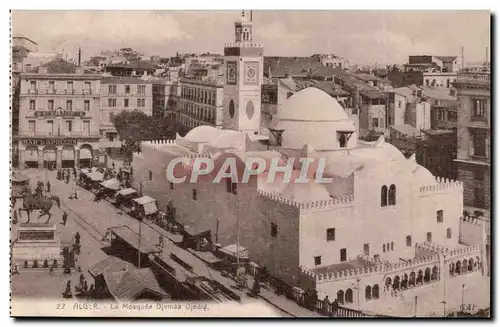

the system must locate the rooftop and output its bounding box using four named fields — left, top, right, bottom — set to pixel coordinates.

left=26, top=58, right=95, bottom=74
left=101, top=76, right=156, bottom=84
left=311, top=259, right=375, bottom=275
